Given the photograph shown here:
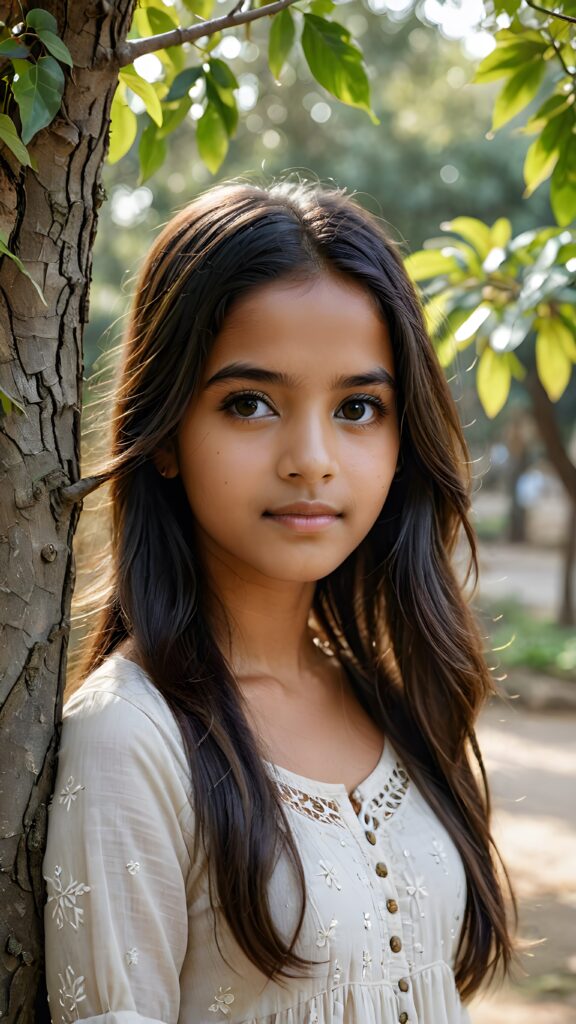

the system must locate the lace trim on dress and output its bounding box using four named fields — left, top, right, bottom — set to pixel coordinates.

left=355, top=764, right=410, bottom=832
left=275, top=762, right=410, bottom=828
left=276, top=784, right=345, bottom=826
